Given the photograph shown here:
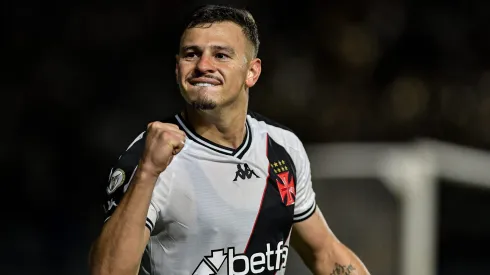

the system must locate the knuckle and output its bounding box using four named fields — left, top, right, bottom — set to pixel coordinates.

left=167, top=124, right=180, bottom=132
left=148, top=121, right=162, bottom=130
left=159, top=123, right=174, bottom=130
left=170, top=135, right=181, bottom=143
left=161, top=131, right=171, bottom=140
